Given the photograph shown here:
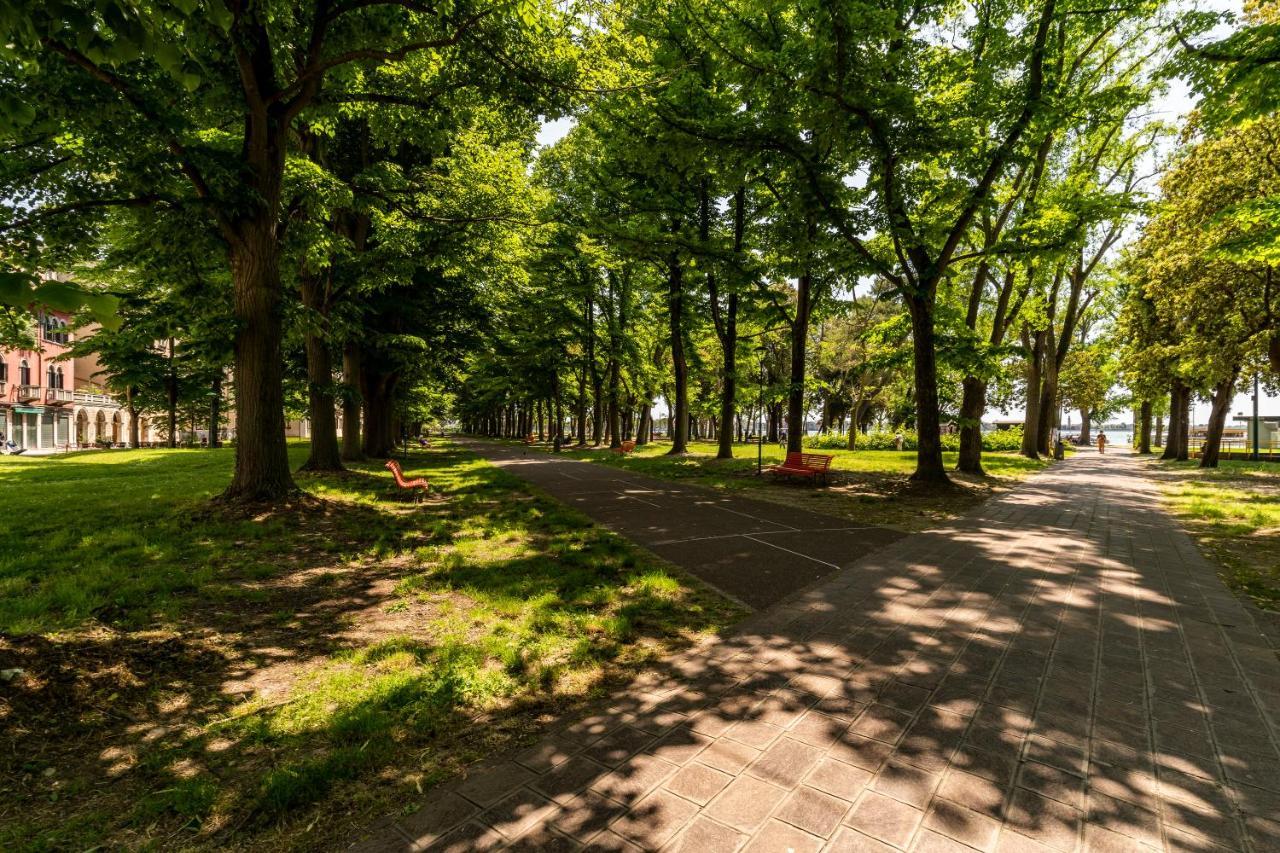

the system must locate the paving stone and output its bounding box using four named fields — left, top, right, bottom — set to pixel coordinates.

left=851, top=703, right=915, bottom=745
left=453, top=762, right=537, bottom=807
left=773, top=785, right=850, bottom=838
left=1004, top=788, right=1082, bottom=852
left=1016, top=760, right=1086, bottom=810
left=806, top=756, right=873, bottom=801
left=665, top=761, right=733, bottom=806
left=698, top=738, right=762, bottom=775
left=397, top=791, right=478, bottom=848
left=923, top=797, right=1001, bottom=851
left=872, top=760, right=942, bottom=809
left=646, top=725, right=714, bottom=766
left=549, top=790, right=628, bottom=842
left=426, top=820, right=506, bottom=852
left=747, top=737, right=824, bottom=789
left=935, top=768, right=1007, bottom=819
left=741, top=819, right=824, bottom=853
left=584, top=725, right=656, bottom=767
left=669, top=816, right=746, bottom=853
left=503, top=825, right=579, bottom=852
left=706, top=775, right=788, bottom=832
left=479, top=788, right=559, bottom=839
left=531, top=756, right=611, bottom=805
left=825, top=827, right=900, bottom=852
left=609, top=788, right=700, bottom=849
left=589, top=752, right=677, bottom=805
left=912, top=828, right=977, bottom=852
left=844, top=790, right=924, bottom=847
